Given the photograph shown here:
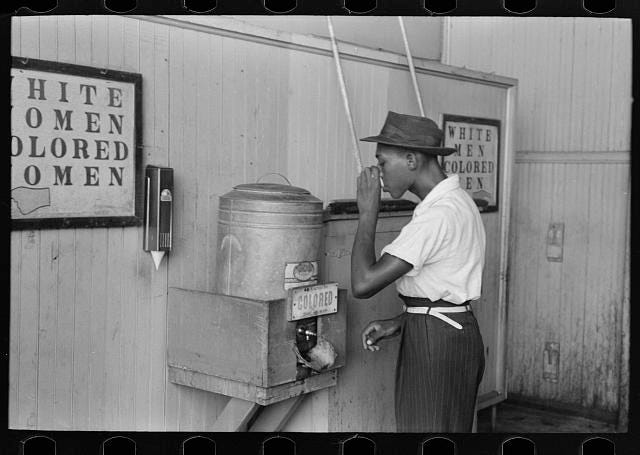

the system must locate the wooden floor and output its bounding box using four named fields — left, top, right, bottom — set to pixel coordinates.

left=477, top=402, right=617, bottom=433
